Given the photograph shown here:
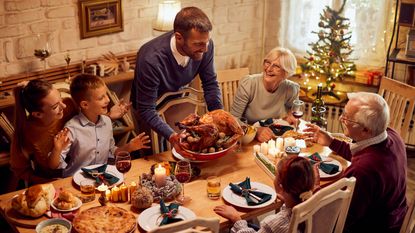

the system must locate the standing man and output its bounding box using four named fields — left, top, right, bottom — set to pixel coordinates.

left=305, top=92, right=408, bottom=233
left=130, top=7, right=222, bottom=156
